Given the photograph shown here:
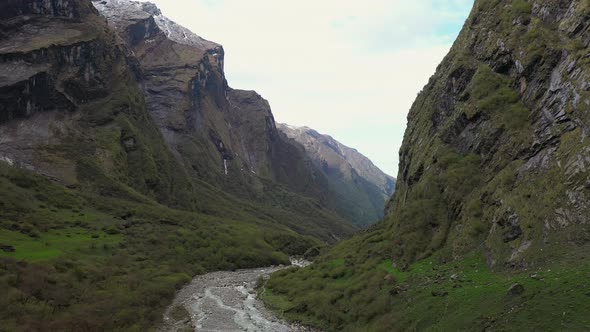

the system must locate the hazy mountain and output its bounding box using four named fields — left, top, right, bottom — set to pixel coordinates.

left=278, top=123, right=396, bottom=227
